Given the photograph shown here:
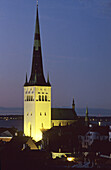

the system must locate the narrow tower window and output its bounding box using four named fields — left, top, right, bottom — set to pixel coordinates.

left=39, top=95, right=41, bottom=101
left=42, top=95, right=44, bottom=101
left=45, top=95, right=47, bottom=101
